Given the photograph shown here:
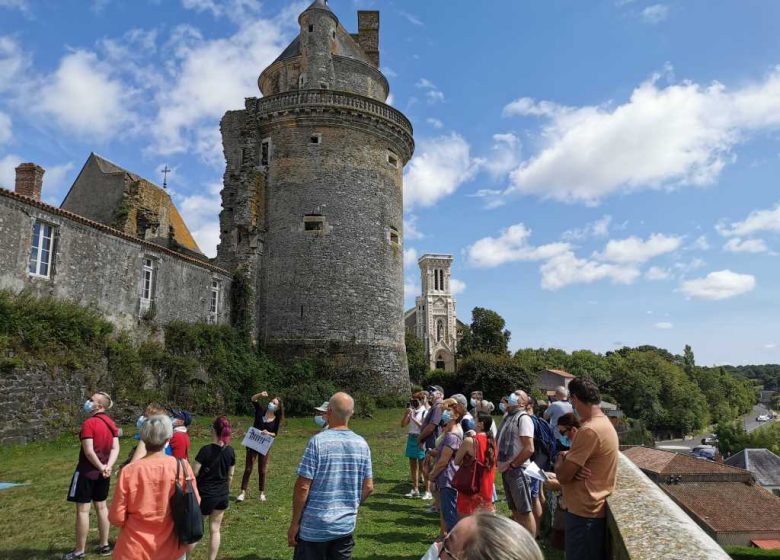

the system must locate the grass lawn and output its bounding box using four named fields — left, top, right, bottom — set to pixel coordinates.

left=0, top=408, right=563, bottom=560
